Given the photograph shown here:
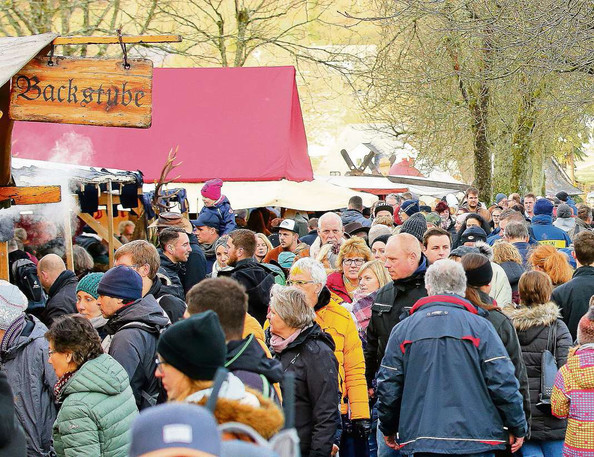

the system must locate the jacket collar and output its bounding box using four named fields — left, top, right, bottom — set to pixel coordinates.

left=574, top=265, right=594, bottom=277
left=532, top=214, right=553, bottom=225
left=410, top=294, right=478, bottom=315
left=48, top=269, right=76, bottom=298
left=314, top=286, right=331, bottom=311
